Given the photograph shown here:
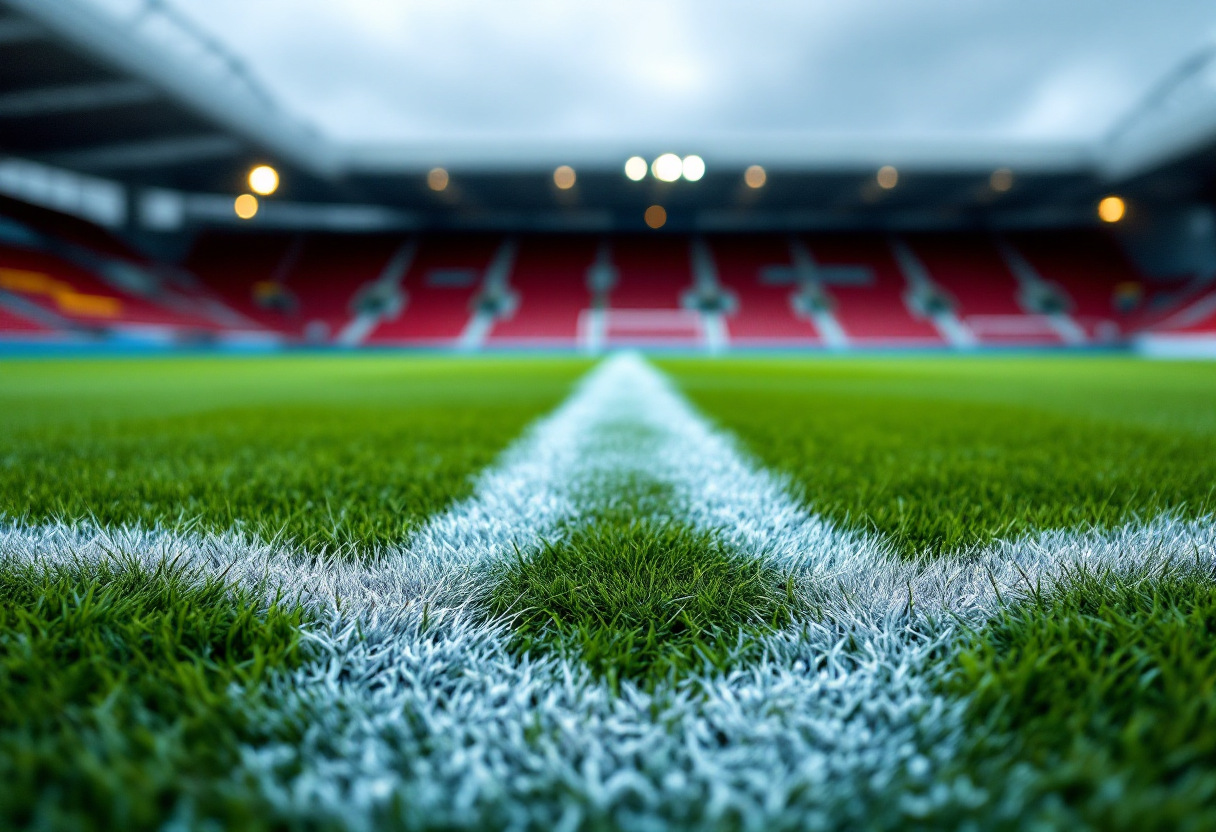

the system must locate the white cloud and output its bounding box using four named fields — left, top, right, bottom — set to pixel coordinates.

left=83, top=0, right=1216, bottom=144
